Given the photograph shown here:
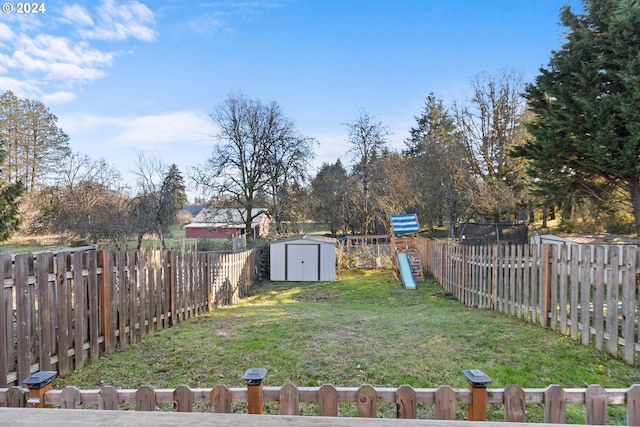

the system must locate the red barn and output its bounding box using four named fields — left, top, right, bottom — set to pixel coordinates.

left=184, top=208, right=270, bottom=239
